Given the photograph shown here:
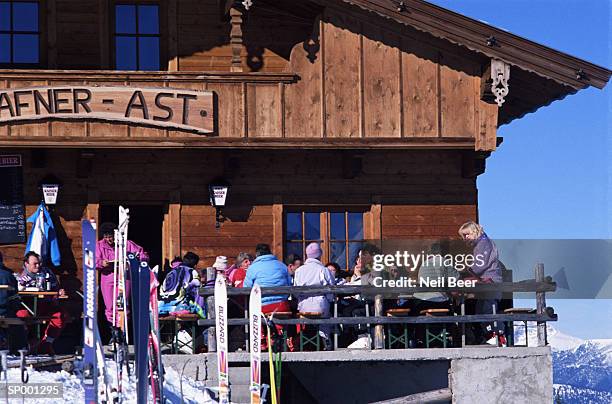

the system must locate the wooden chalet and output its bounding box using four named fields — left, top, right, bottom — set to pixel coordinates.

left=0, top=0, right=609, bottom=288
